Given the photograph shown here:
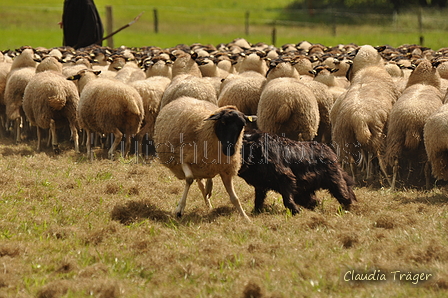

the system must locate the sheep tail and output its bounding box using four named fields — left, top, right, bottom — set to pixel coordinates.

left=48, top=95, right=66, bottom=110
left=430, top=149, right=448, bottom=180
left=126, top=100, right=142, bottom=116
left=353, top=120, right=371, bottom=146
